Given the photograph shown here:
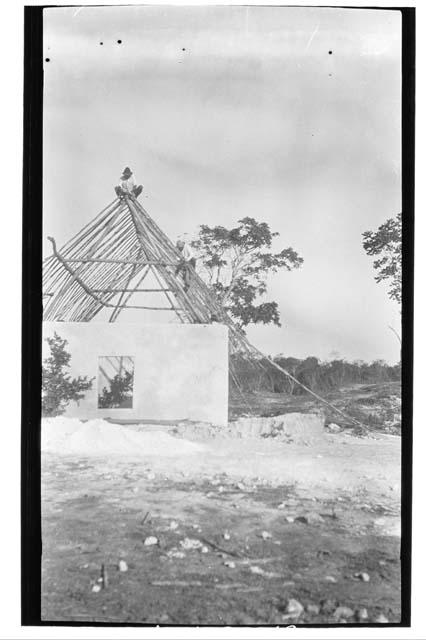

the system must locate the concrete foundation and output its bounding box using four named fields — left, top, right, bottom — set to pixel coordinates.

left=42, top=322, right=229, bottom=426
